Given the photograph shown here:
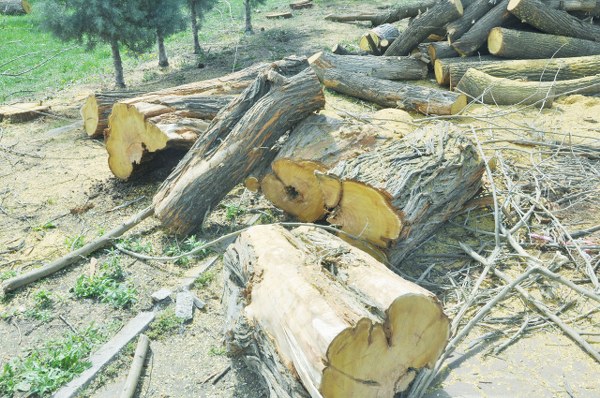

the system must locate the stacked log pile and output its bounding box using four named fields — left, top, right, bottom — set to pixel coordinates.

left=326, top=0, right=600, bottom=106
